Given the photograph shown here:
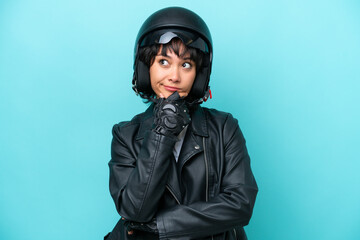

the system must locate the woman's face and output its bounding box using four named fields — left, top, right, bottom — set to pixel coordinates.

left=149, top=44, right=196, bottom=99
